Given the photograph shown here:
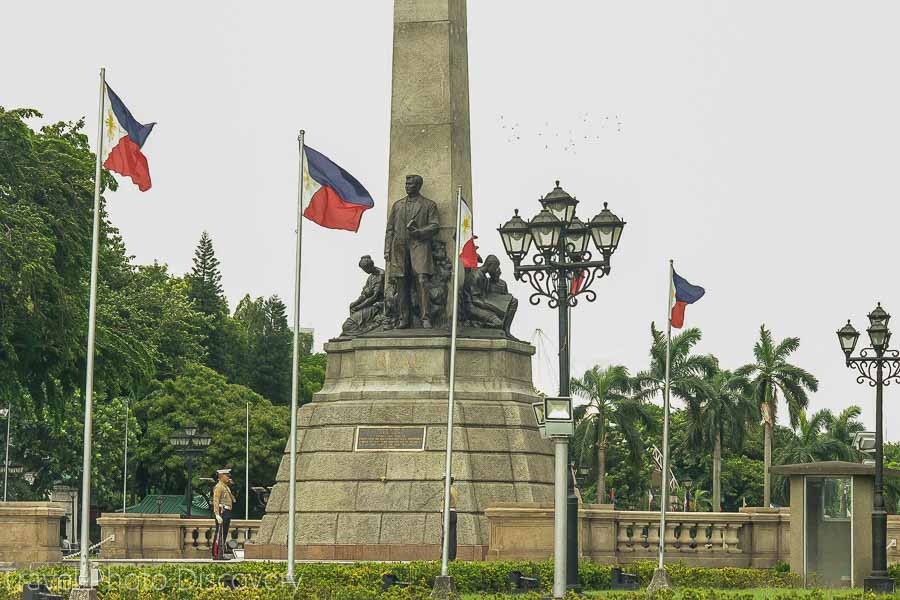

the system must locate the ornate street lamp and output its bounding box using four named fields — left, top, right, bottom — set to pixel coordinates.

left=499, top=181, right=626, bottom=598
left=169, top=424, right=212, bottom=518
left=836, top=303, right=900, bottom=593
left=539, top=181, right=579, bottom=225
